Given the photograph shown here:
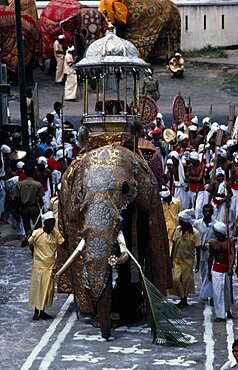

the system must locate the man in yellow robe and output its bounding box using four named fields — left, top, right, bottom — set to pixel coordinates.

left=159, top=187, right=182, bottom=254
left=22, top=211, right=64, bottom=320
